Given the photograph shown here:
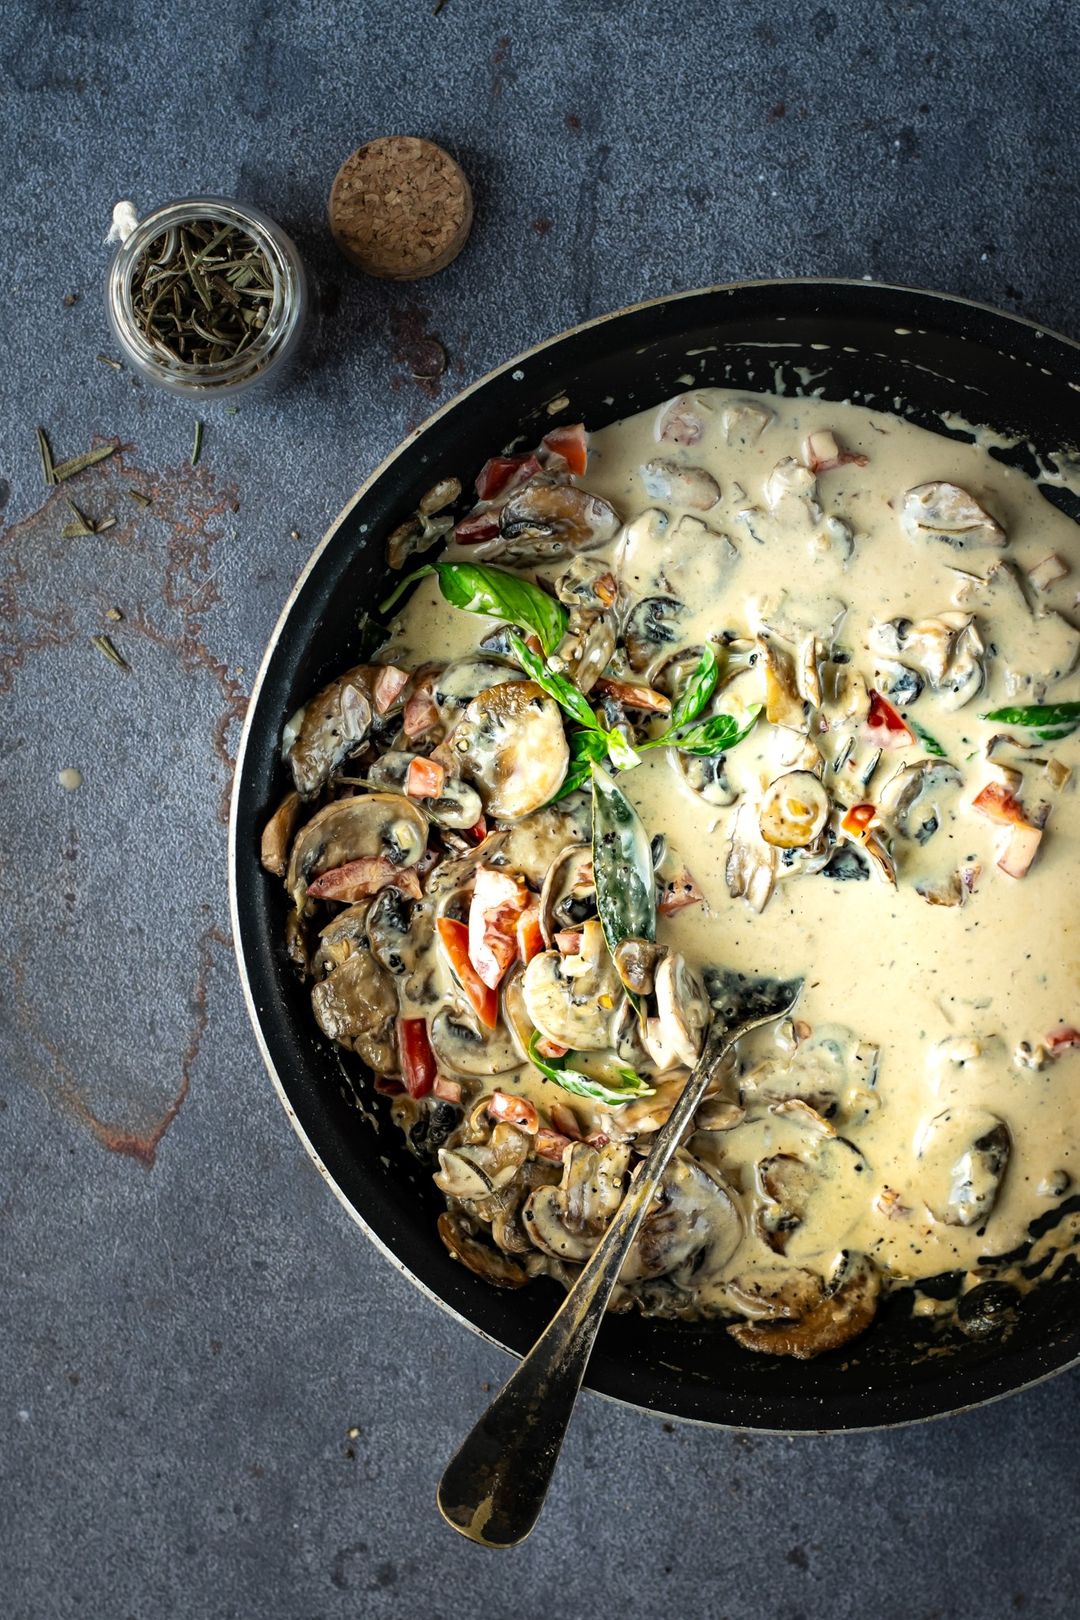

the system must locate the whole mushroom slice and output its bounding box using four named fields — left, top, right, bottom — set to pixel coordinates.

left=431, top=658, right=521, bottom=727
left=764, top=458, right=820, bottom=520
left=436, top=1121, right=531, bottom=1199
left=723, top=1266, right=826, bottom=1322
left=868, top=613, right=984, bottom=710
left=728, top=1253, right=880, bottom=1358
left=312, top=903, right=370, bottom=975
left=467, top=475, right=621, bottom=564
left=901, top=482, right=1006, bottom=549
left=310, top=946, right=399, bottom=1072
left=879, top=760, right=963, bottom=844
left=283, top=665, right=383, bottom=797
left=620, top=1153, right=744, bottom=1284
left=260, top=790, right=302, bottom=877
left=429, top=1007, right=520, bottom=1078
left=437, top=1211, right=528, bottom=1288
left=286, top=792, right=428, bottom=910
left=539, top=843, right=596, bottom=946
left=448, top=681, right=570, bottom=821
left=522, top=1141, right=632, bottom=1261
left=624, top=594, right=685, bottom=674
left=522, top=941, right=621, bottom=1052
left=655, top=392, right=713, bottom=446
left=365, top=750, right=484, bottom=831
left=643, top=953, right=709, bottom=1070
left=641, top=458, right=721, bottom=511
left=721, top=399, right=774, bottom=447
left=758, top=771, right=830, bottom=849
left=675, top=748, right=739, bottom=807
left=915, top=1107, right=1011, bottom=1227
left=558, top=607, right=616, bottom=695
left=726, top=801, right=779, bottom=913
